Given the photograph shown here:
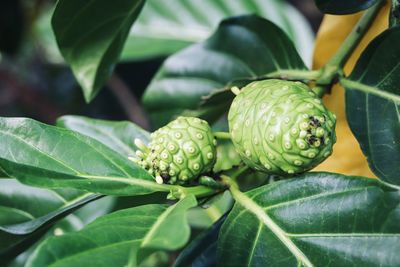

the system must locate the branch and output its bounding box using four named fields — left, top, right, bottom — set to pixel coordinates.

left=107, top=74, right=150, bottom=130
